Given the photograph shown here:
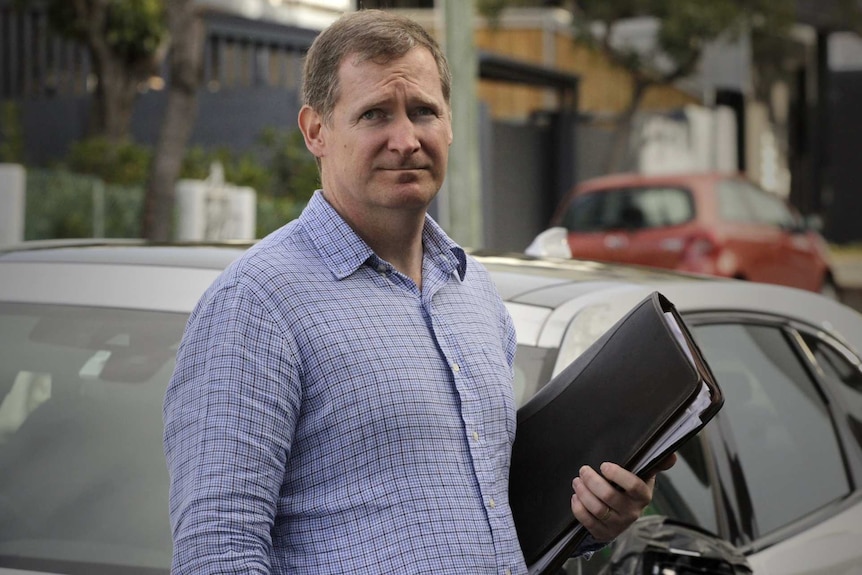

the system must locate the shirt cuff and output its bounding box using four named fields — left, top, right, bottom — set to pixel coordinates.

left=576, top=534, right=611, bottom=560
